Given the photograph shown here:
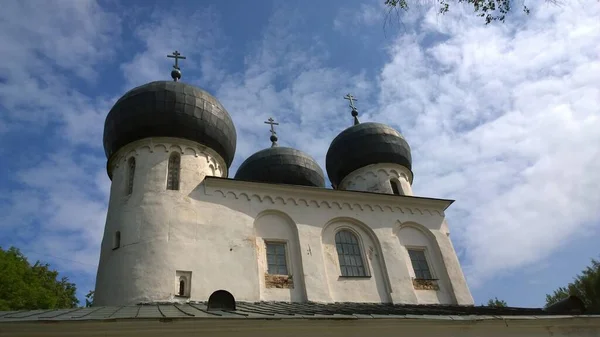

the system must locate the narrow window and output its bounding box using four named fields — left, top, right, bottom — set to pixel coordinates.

left=167, top=153, right=181, bottom=190
left=113, top=231, right=121, bottom=250
left=175, top=271, right=192, bottom=297
left=179, top=280, right=185, bottom=296
left=335, top=230, right=367, bottom=277
left=265, top=242, right=288, bottom=275
left=390, top=179, right=402, bottom=195
left=127, top=157, right=136, bottom=195
left=408, top=249, right=432, bottom=279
